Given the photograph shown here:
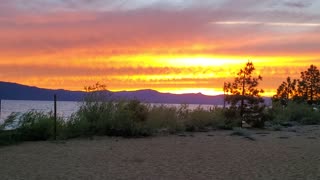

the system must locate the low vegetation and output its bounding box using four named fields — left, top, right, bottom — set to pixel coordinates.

left=267, top=102, right=320, bottom=126
left=0, top=111, right=65, bottom=145
left=1, top=97, right=318, bottom=146
left=0, top=101, right=228, bottom=145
